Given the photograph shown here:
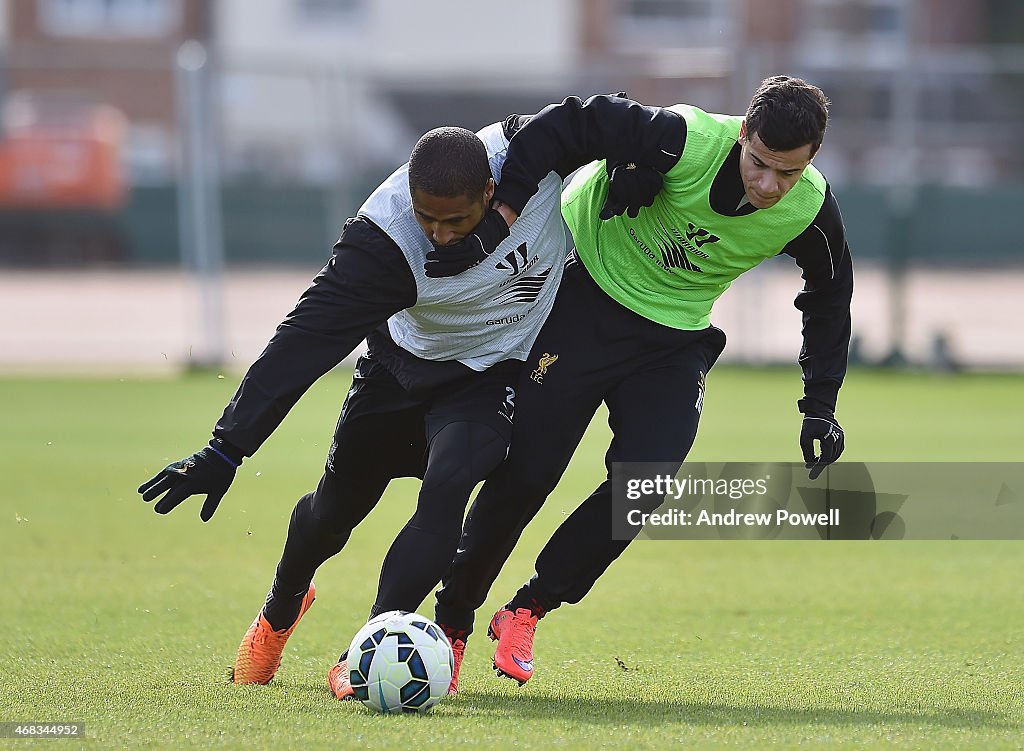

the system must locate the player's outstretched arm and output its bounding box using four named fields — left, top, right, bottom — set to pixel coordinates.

left=137, top=218, right=416, bottom=519
left=782, top=187, right=853, bottom=479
